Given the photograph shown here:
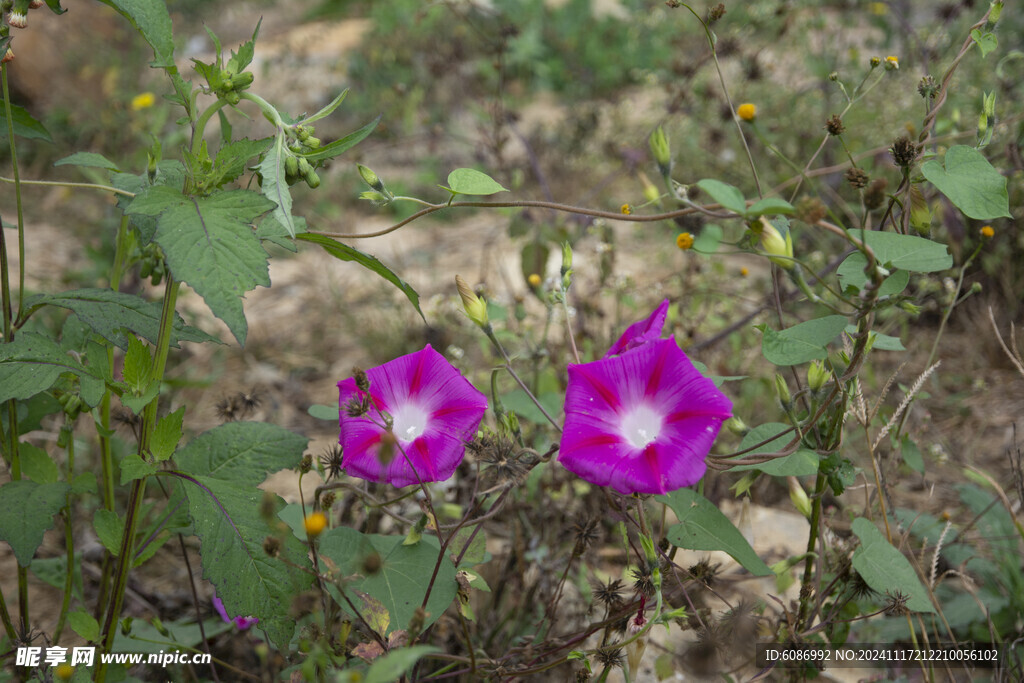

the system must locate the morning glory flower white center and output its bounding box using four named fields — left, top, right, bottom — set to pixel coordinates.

left=392, top=402, right=429, bottom=441
left=620, top=404, right=663, bottom=448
